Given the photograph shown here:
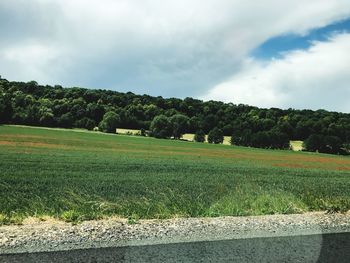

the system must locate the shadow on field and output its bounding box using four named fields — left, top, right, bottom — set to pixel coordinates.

left=1, top=232, right=350, bottom=263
